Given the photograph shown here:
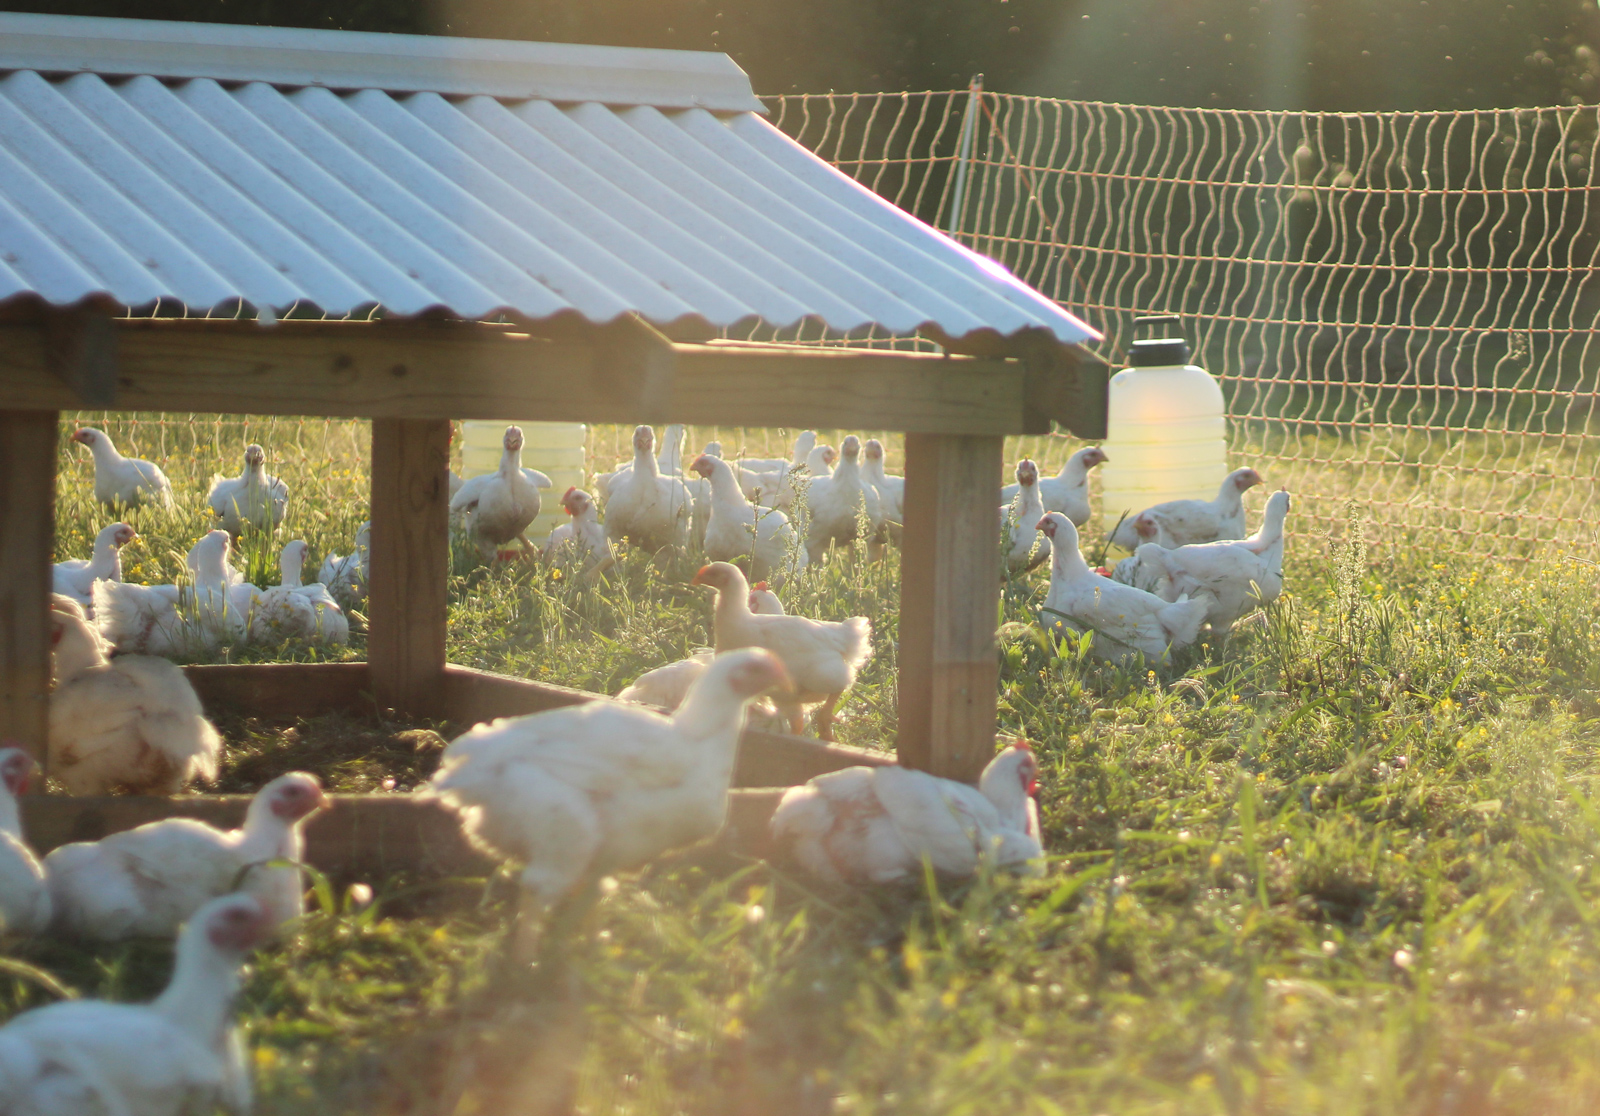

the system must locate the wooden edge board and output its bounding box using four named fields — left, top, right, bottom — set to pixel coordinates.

left=20, top=788, right=792, bottom=879
left=183, top=662, right=376, bottom=718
